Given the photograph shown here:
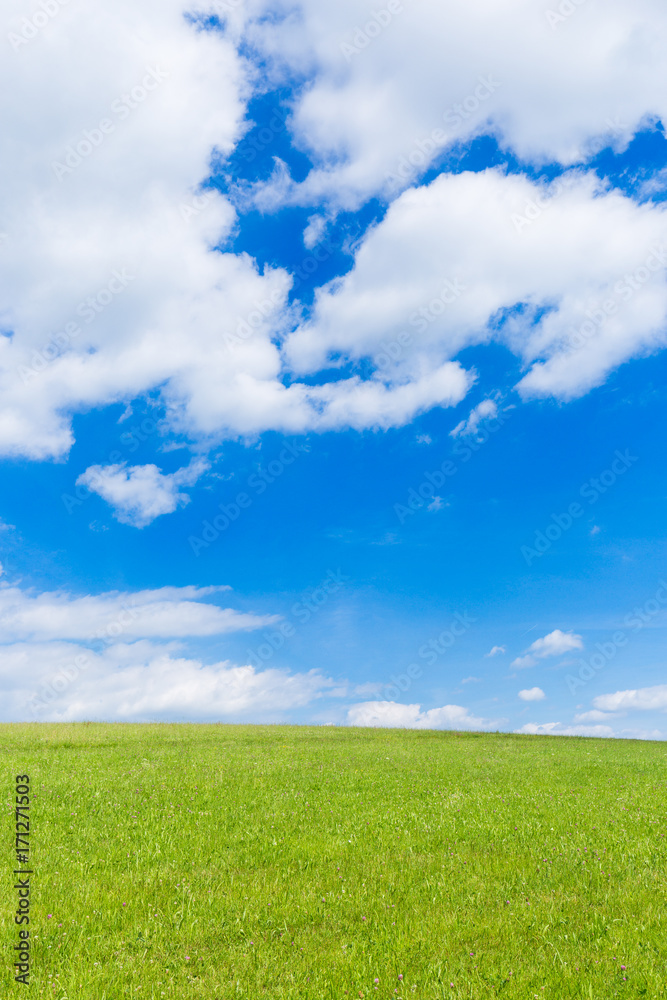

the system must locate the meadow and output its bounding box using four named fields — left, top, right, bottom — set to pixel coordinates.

left=1, top=723, right=665, bottom=999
